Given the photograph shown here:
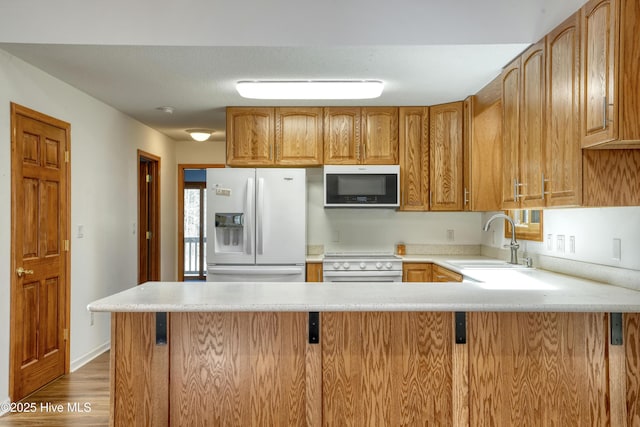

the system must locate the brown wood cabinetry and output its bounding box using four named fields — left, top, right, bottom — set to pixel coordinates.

left=323, top=107, right=361, bottom=164
left=275, top=107, right=323, bottom=166
left=545, top=12, right=583, bottom=207
left=361, top=107, right=399, bottom=164
left=432, top=264, right=463, bottom=282
left=226, top=107, right=274, bottom=166
left=581, top=0, right=640, bottom=148
left=398, top=107, right=429, bottom=210
left=322, top=312, right=460, bottom=425
left=429, top=101, right=464, bottom=211
left=501, top=41, right=546, bottom=209
left=226, top=107, right=323, bottom=166
left=402, top=262, right=432, bottom=282
left=324, top=107, right=398, bottom=165
left=110, top=311, right=640, bottom=426
left=463, top=79, right=503, bottom=211
left=306, top=262, right=323, bottom=282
